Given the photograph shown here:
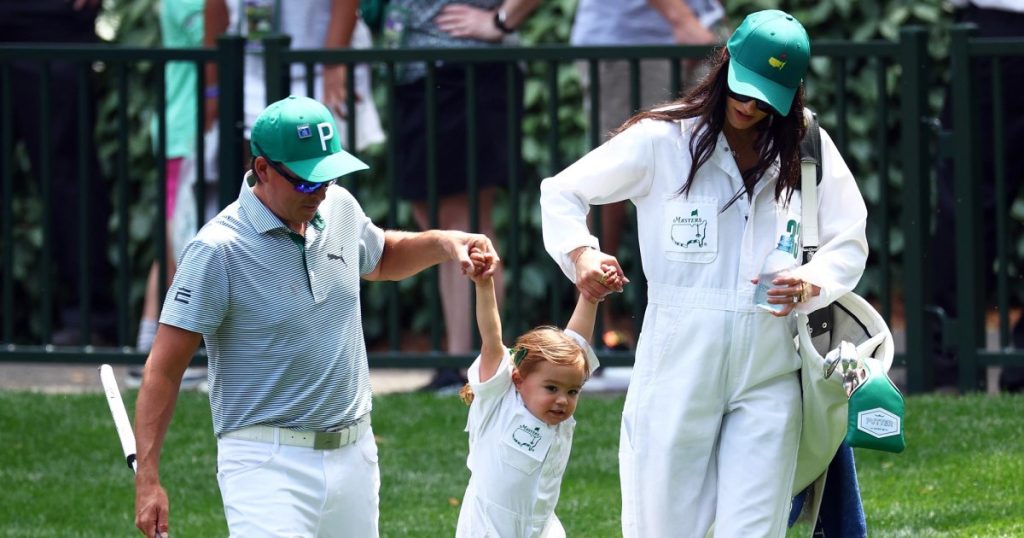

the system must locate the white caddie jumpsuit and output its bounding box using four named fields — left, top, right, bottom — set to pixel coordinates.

left=456, top=351, right=574, bottom=538
left=540, top=116, right=867, bottom=537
